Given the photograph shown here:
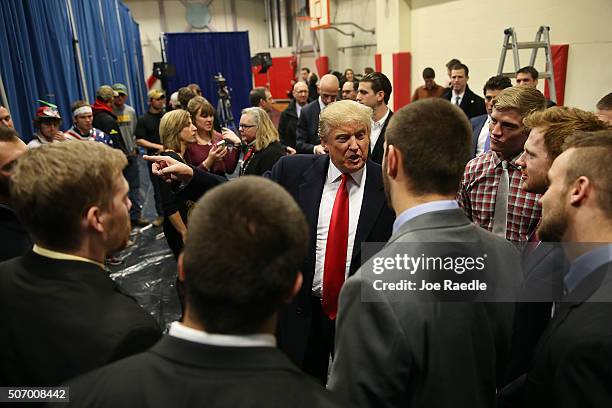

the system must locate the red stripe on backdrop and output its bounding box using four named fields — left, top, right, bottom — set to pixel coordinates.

left=544, top=44, right=569, bottom=106
left=375, top=53, right=382, bottom=72
left=252, top=56, right=296, bottom=99
left=315, top=56, right=329, bottom=77
left=393, top=52, right=411, bottom=109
